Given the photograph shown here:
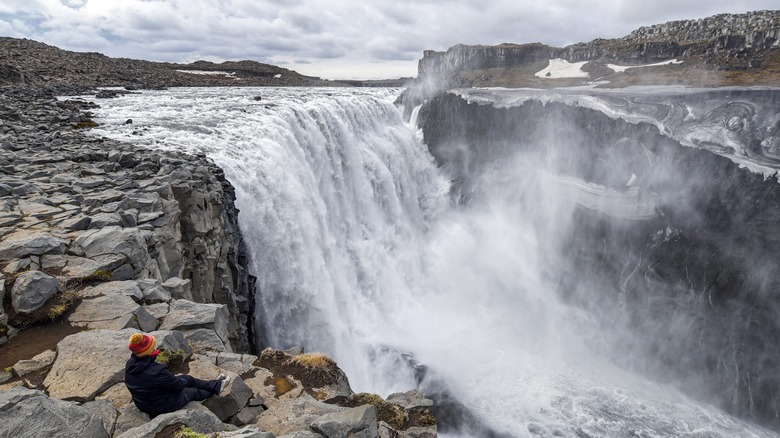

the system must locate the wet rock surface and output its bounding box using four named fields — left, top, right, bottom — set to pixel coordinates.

left=417, top=89, right=780, bottom=431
